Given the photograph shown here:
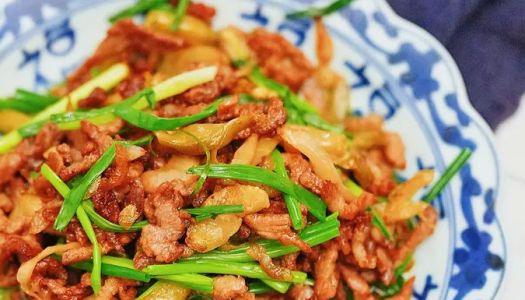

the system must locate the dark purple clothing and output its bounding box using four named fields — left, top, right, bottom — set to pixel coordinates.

left=387, top=0, right=525, bottom=128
